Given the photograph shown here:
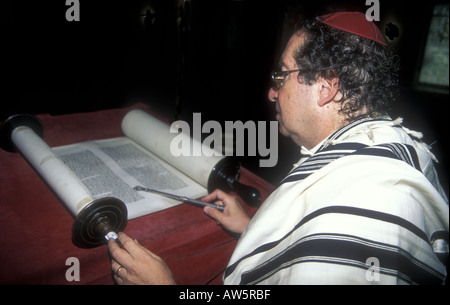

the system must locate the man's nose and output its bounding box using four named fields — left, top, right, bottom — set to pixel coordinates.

left=268, top=87, right=278, bottom=103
